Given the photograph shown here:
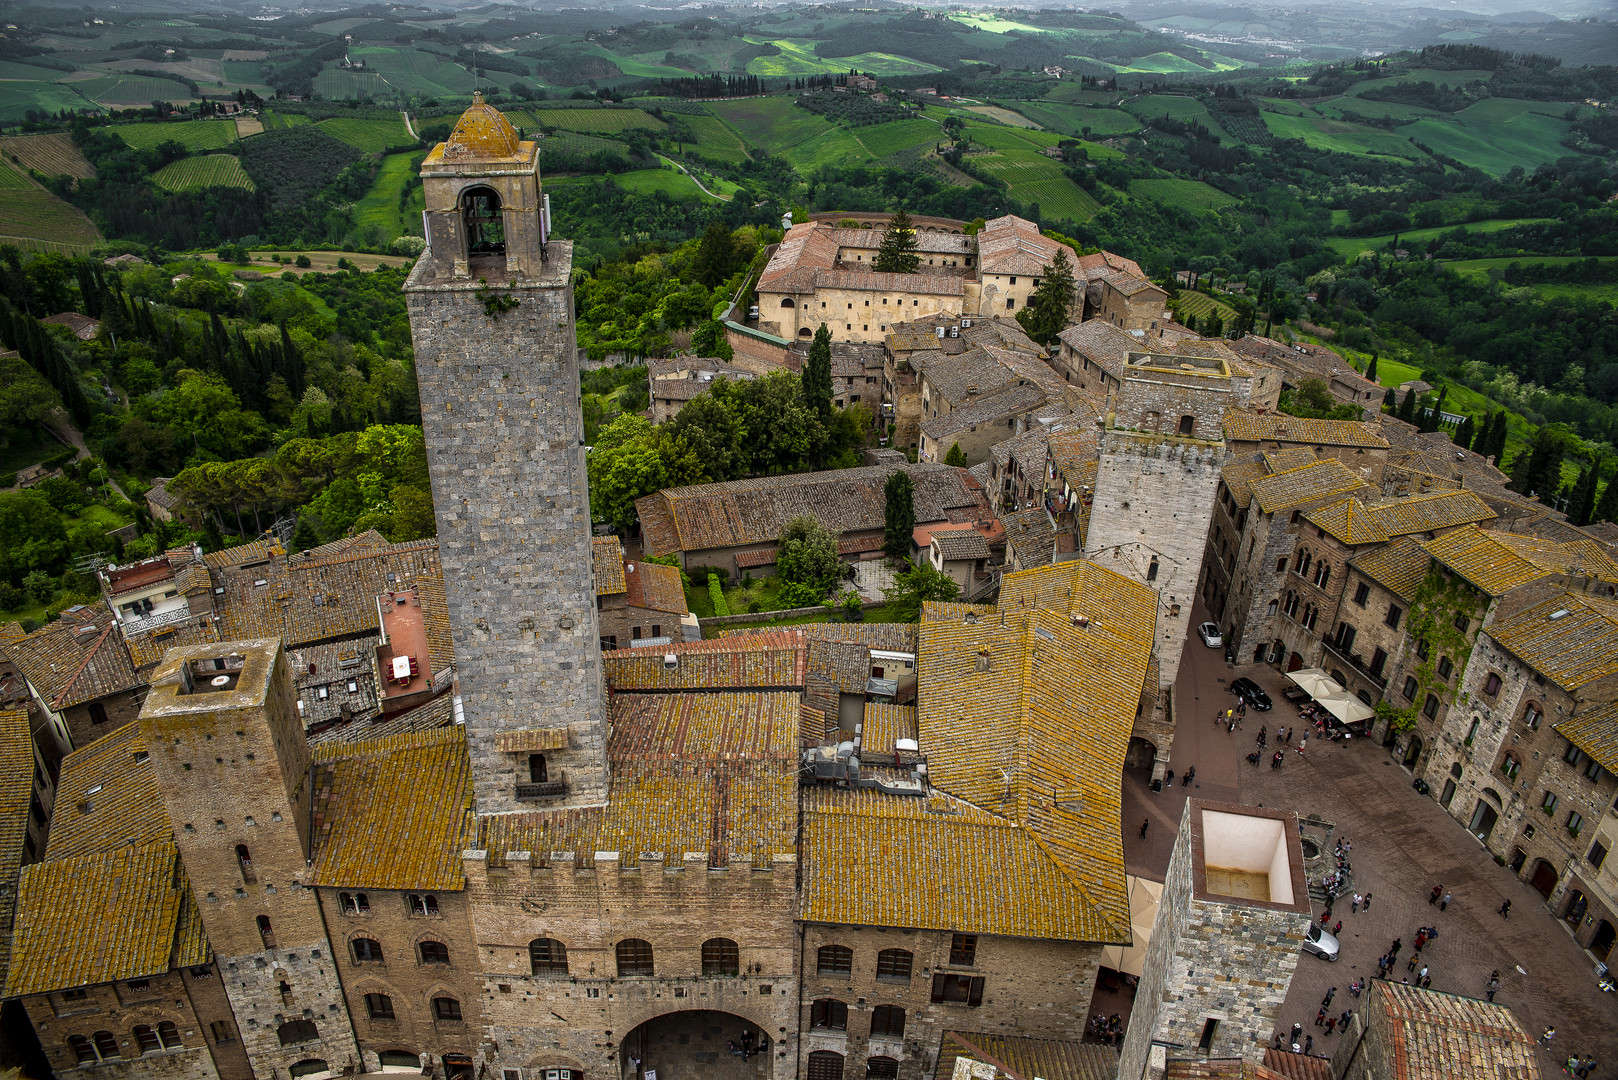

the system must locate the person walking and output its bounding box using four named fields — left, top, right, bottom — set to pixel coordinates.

left=1140, top=818, right=1150, bottom=839
left=1184, top=766, right=1196, bottom=786
left=1420, top=973, right=1432, bottom=989
left=1303, top=1035, right=1313, bottom=1056
left=1390, top=937, right=1402, bottom=957
left=1440, top=891, right=1452, bottom=911
left=1351, top=892, right=1362, bottom=913
left=1429, top=884, right=1443, bottom=906
left=1485, top=971, right=1500, bottom=1002
left=1164, top=768, right=1174, bottom=786
left=1297, top=732, right=1308, bottom=754
left=1290, top=1023, right=1302, bottom=1047
left=1499, top=899, right=1512, bottom=919
left=1315, top=1007, right=1326, bottom=1027
left=1363, top=892, right=1373, bottom=912
left=1322, top=987, right=1335, bottom=1008
left=1539, top=1026, right=1555, bottom=1047
left=1324, top=1016, right=1337, bottom=1035
left=1332, top=920, right=1342, bottom=935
